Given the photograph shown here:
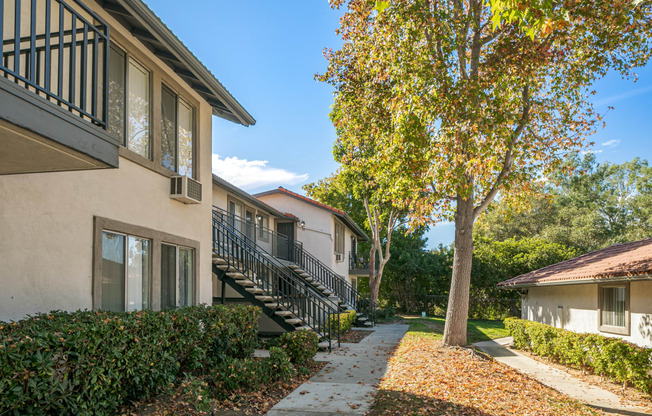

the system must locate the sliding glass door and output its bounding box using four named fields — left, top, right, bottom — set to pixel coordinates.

left=161, top=244, right=195, bottom=309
